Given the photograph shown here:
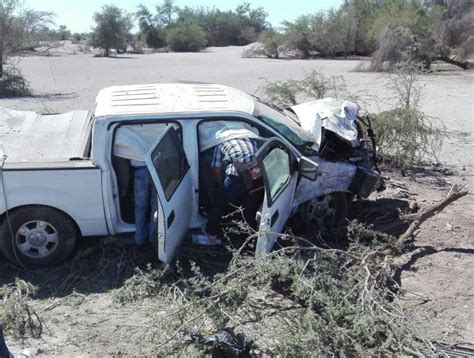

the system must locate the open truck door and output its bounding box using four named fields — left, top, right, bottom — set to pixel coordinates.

left=254, top=138, right=318, bottom=257
left=146, top=127, right=193, bottom=264
left=255, top=138, right=300, bottom=257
